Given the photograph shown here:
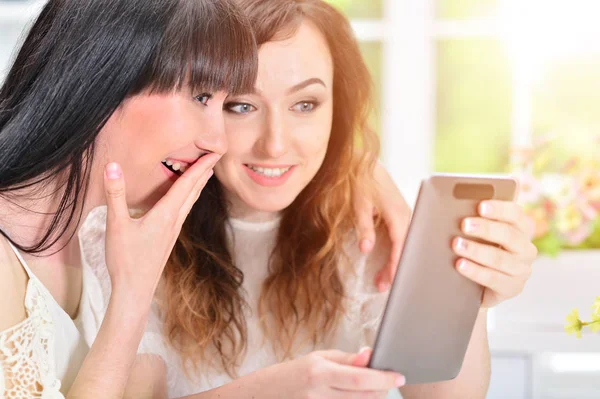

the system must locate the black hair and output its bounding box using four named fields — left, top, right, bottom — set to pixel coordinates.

left=0, top=0, right=257, bottom=253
